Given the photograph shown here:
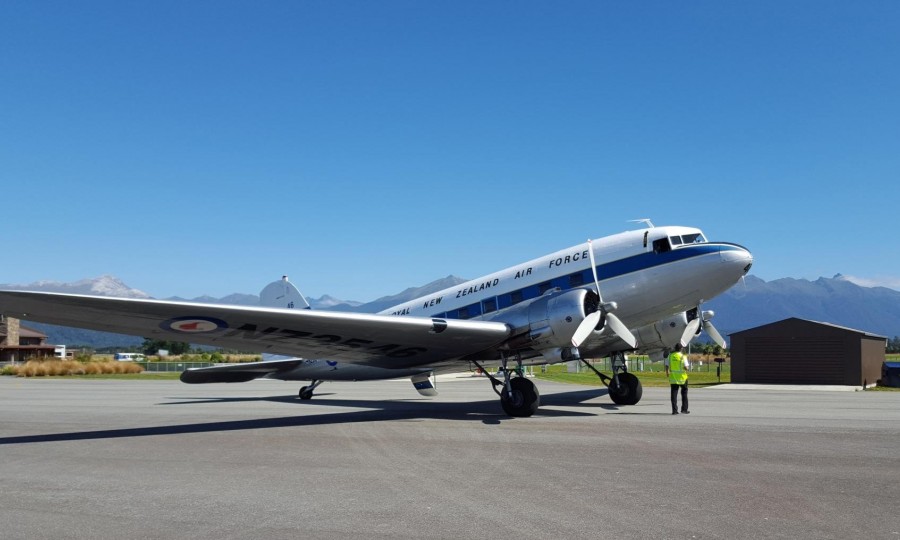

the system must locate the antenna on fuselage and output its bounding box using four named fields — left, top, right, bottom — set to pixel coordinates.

left=628, top=218, right=655, bottom=228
